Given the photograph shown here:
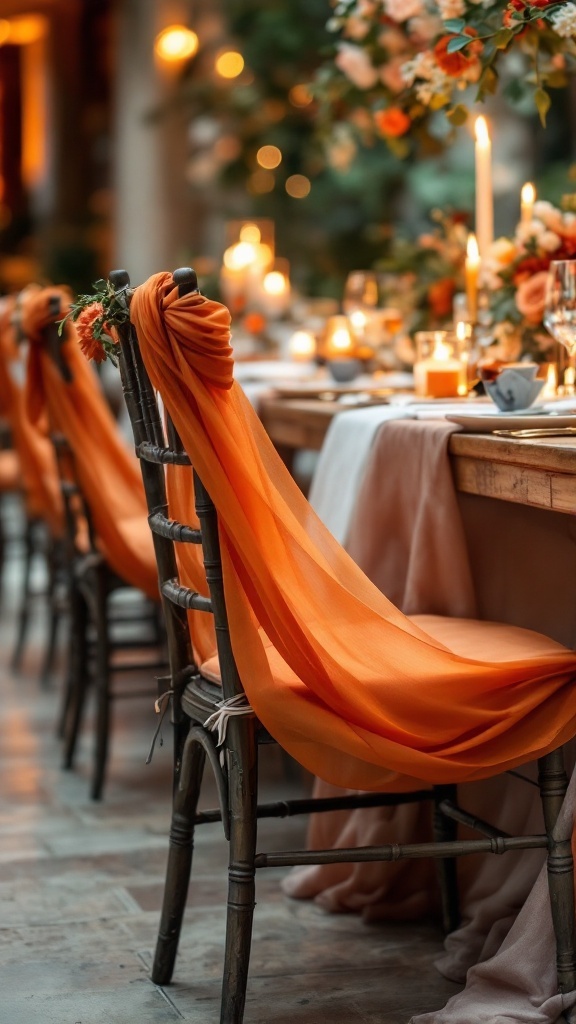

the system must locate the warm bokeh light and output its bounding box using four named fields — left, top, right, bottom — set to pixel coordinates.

left=247, top=170, right=275, bottom=195
left=223, top=242, right=258, bottom=271
left=263, top=271, right=287, bottom=296
left=288, top=330, right=317, bottom=361
left=4, top=15, right=46, bottom=45
left=257, top=145, right=282, bottom=170
left=213, top=135, right=241, bottom=162
left=285, top=174, right=311, bottom=199
left=239, top=223, right=261, bottom=244
left=521, top=181, right=536, bottom=206
left=289, top=84, right=313, bottom=108
left=154, top=25, right=199, bottom=62
left=215, top=51, right=244, bottom=78
left=0, top=19, right=9, bottom=45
